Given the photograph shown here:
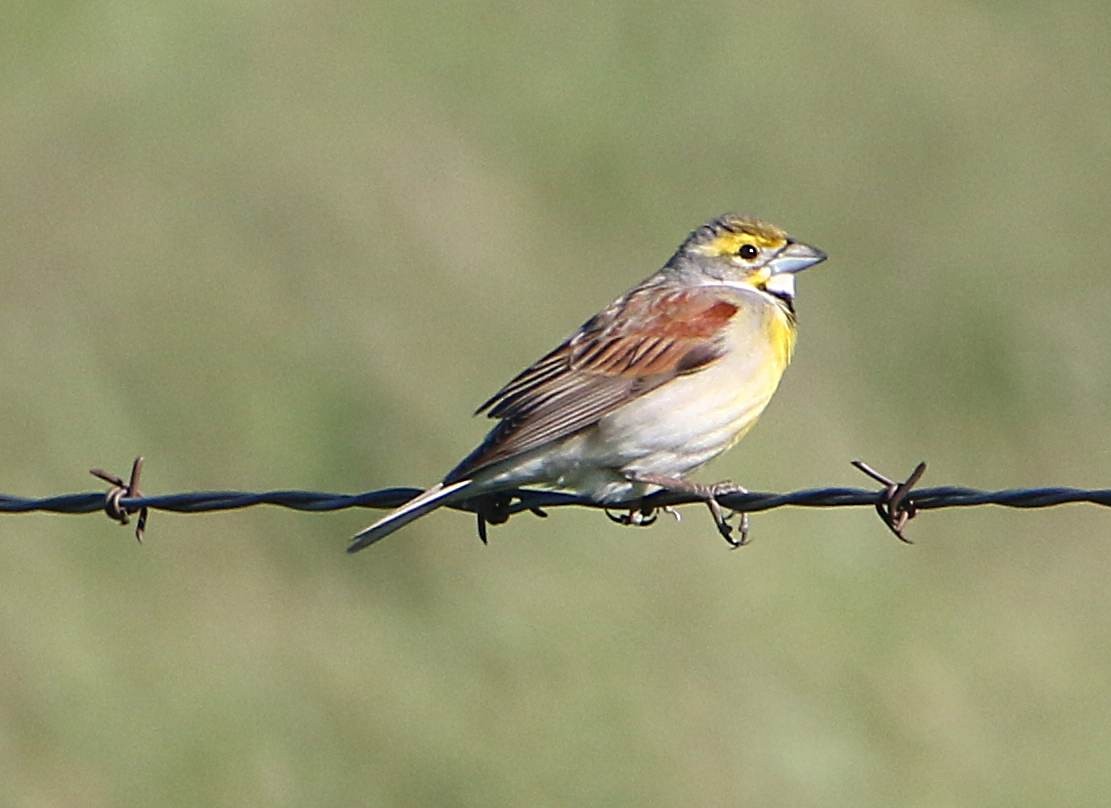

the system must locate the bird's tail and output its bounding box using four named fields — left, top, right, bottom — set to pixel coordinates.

left=347, top=479, right=474, bottom=553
